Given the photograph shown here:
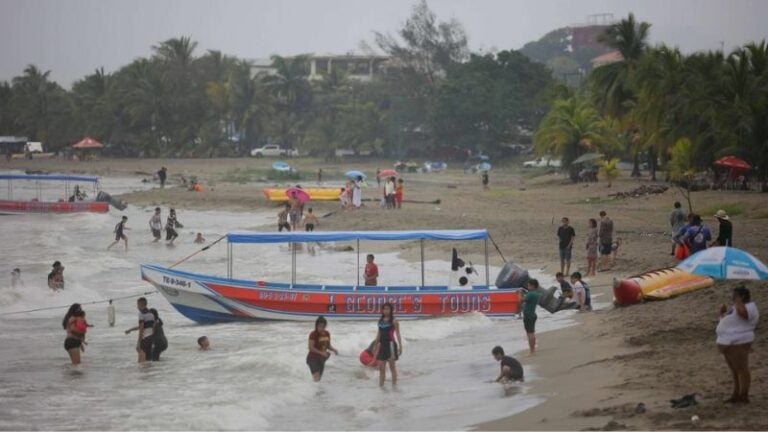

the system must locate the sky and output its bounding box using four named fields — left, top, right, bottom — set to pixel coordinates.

left=1, top=0, right=766, bottom=87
